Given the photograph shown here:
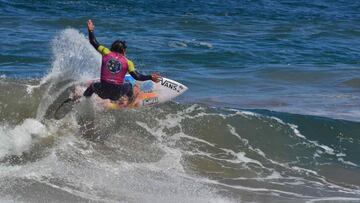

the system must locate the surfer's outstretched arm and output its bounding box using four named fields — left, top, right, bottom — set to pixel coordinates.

left=129, top=70, right=152, bottom=81
left=87, top=19, right=100, bottom=49
left=129, top=70, right=161, bottom=82
left=127, top=60, right=161, bottom=82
